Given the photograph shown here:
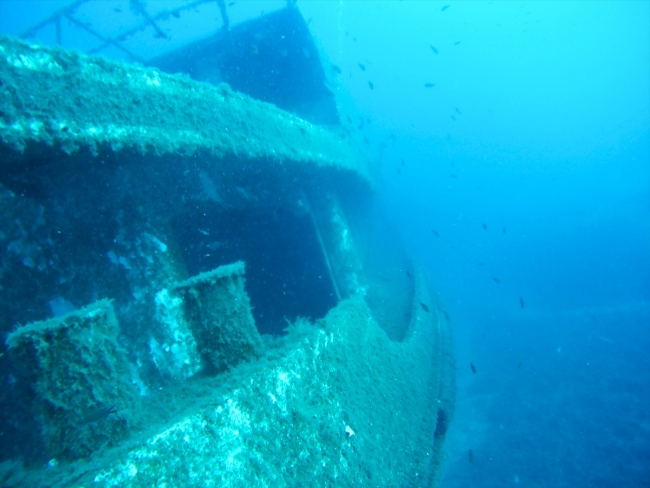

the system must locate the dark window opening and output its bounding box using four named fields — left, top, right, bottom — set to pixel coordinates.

left=173, top=205, right=337, bottom=335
